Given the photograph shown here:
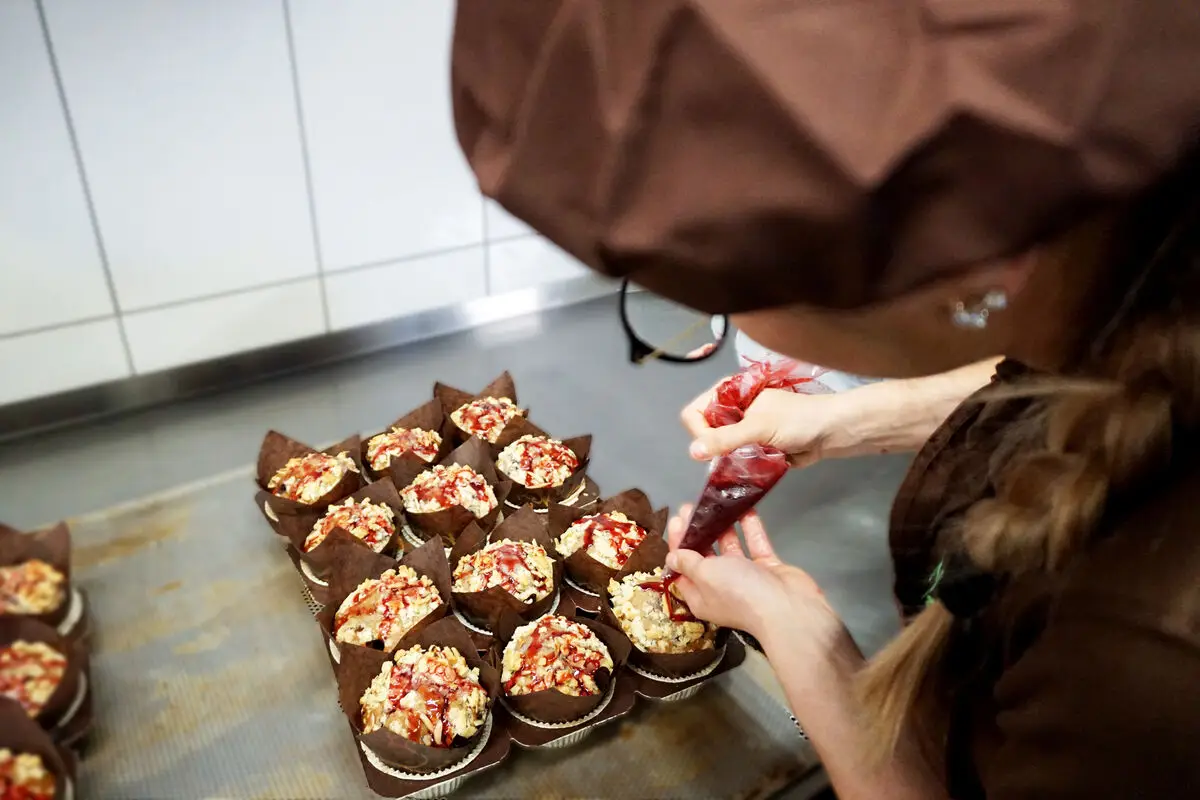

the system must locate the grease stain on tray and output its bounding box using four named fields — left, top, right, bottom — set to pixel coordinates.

left=153, top=580, right=183, bottom=595
left=173, top=626, right=229, bottom=655
left=74, top=503, right=189, bottom=569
